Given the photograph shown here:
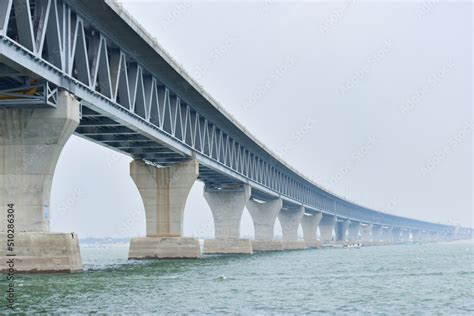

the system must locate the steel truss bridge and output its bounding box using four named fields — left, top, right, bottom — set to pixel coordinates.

left=0, top=0, right=467, bottom=237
